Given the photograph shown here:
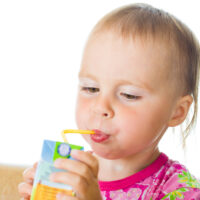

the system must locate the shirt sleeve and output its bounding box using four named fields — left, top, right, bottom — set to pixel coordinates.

left=161, top=170, right=200, bottom=200
left=161, top=187, right=200, bottom=199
